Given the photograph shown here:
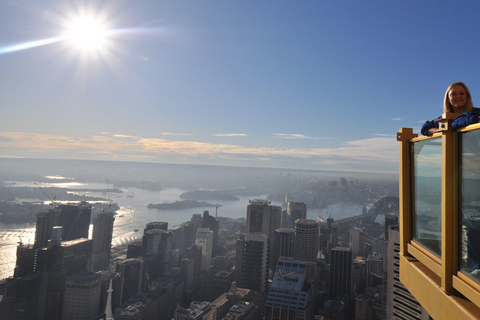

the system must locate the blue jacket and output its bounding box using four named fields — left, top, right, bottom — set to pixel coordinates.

left=421, top=107, right=480, bottom=136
